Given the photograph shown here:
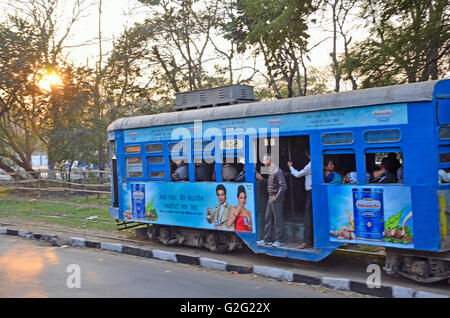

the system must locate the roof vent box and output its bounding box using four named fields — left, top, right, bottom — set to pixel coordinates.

left=175, top=85, right=257, bottom=110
